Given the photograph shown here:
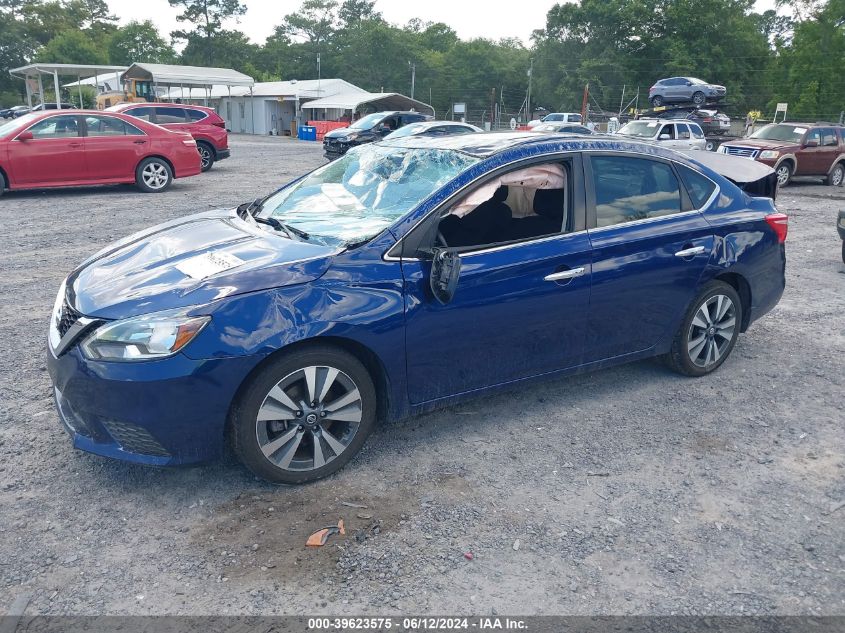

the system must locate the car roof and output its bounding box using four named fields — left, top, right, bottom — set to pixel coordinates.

left=380, top=130, right=688, bottom=160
